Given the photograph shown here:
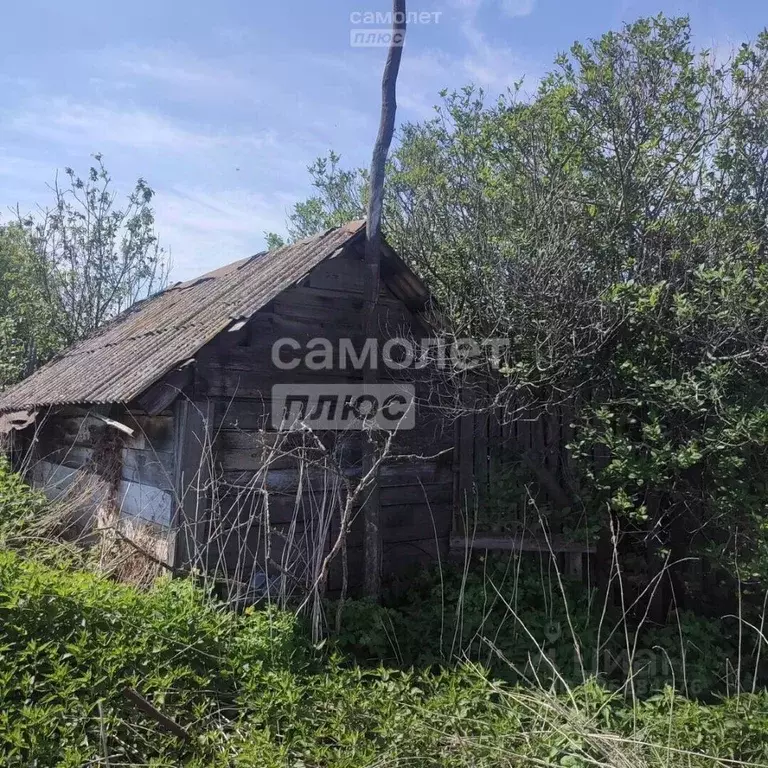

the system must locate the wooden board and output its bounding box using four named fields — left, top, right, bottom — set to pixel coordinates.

left=306, top=257, right=389, bottom=295
left=118, top=480, right=172, bottom=526
left=124, top=413, right=174, bottom=452
left=171, top=400, right=213, bottom=570
left=449, top=534, right=596, bottom=554
left=212, top=399, right=271, bottom=431
left=121, top=447, right=175, bottom=491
